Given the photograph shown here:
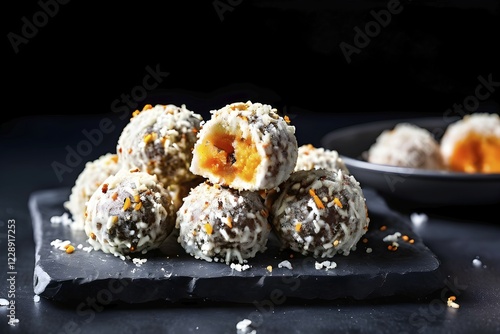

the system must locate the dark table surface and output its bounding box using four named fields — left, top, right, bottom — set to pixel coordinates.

left=1, top=110, right=499, bottom=334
